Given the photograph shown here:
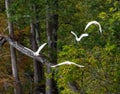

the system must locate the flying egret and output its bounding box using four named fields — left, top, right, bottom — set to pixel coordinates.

left=24, top=43, right=47, bottom=56
left=51, top=61, right=84, bottom=68
left=84, top=21, right=102, bottom=34
left=71, top=31, right=89, bottom=42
